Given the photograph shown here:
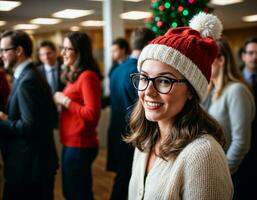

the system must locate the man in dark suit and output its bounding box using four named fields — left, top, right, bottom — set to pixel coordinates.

left=107, top=28, right=155, bottom=200
left=233, top=37, right=257, bottom=199
left=37, top=40, right=65, bottom=94
left=242, top=37, right=257, bottom=152
left=0, top=30, right=58, bottom=200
